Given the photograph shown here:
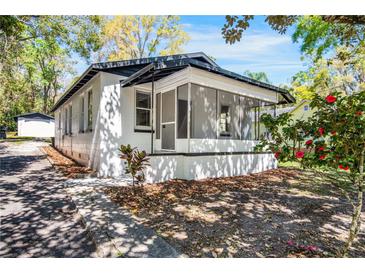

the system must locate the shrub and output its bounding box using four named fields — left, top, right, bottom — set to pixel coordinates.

left=119, top=144, right=150, bottom=187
